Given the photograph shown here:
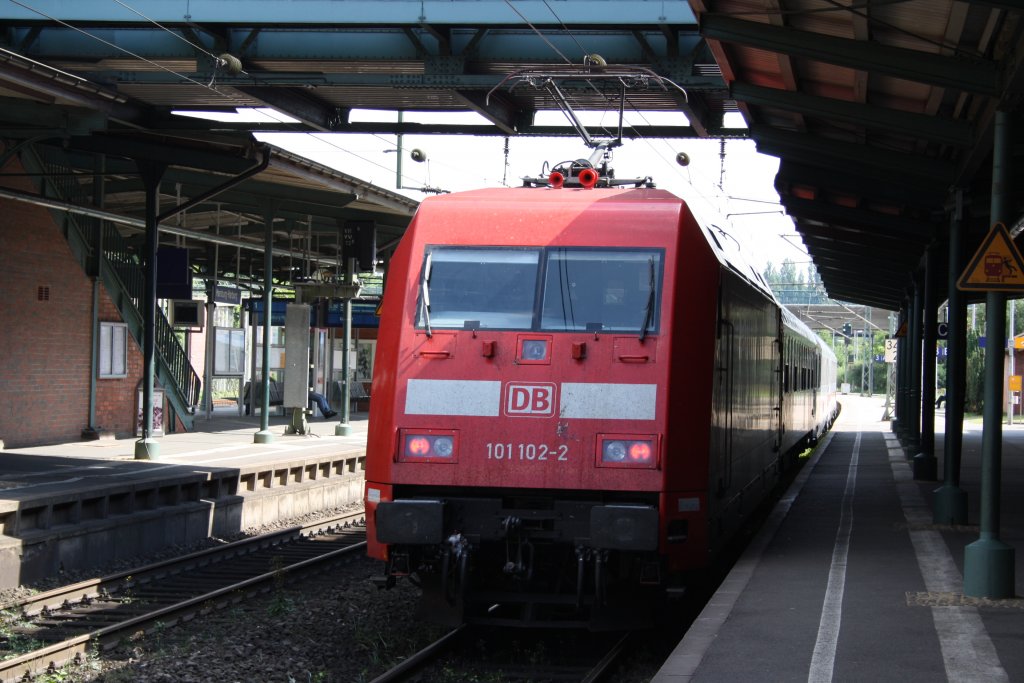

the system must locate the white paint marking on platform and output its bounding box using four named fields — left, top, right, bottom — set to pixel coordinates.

left=154, top=444, right=254, bottom=459
left=808, top=432, right=860, bottom=683
left=650, top=431, right=837, bottom=682
left=886, top=438, right=1009, bottom=683
left=157, top=438, right=358, bottom=464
